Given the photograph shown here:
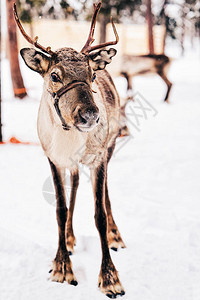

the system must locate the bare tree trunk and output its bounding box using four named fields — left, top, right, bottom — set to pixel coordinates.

left=180, top=4, right=186, bottom=56
left=162, top=28, right=167, bottom=54
left=0, top=0, right=2, bottom=142
left=99, top=14, right=107, bottom=44
left=146, top=0, right=154, bottom=54
left=160, top=0, right=168, bottom=54
left=6, top=0, right=27, bottom=99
